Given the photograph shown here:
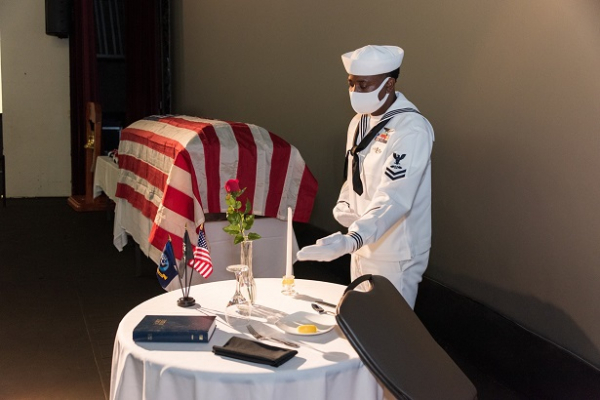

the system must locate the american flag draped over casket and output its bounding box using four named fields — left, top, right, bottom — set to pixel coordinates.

left=115, top=115, right=318, bottom=261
